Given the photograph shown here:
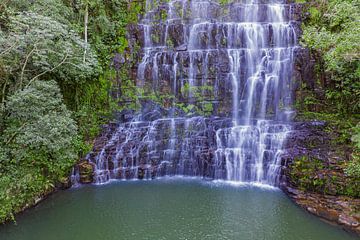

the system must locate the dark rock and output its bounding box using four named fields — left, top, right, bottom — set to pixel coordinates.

left=138, top=167, right=145, bottom=179
left=176, top=44, right=187, bottom=51
left=78, top=161, right=95, bottom=184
